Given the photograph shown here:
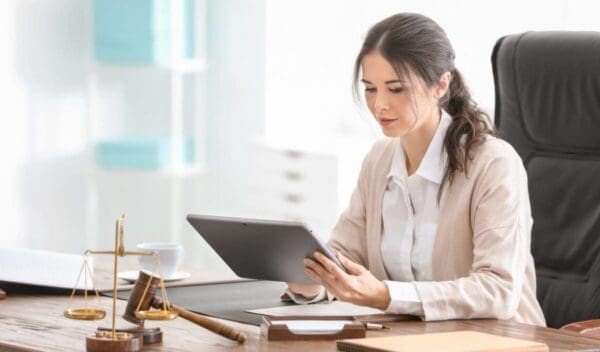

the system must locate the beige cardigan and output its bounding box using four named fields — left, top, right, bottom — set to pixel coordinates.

left=328, top=137, right=546, bottom=326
